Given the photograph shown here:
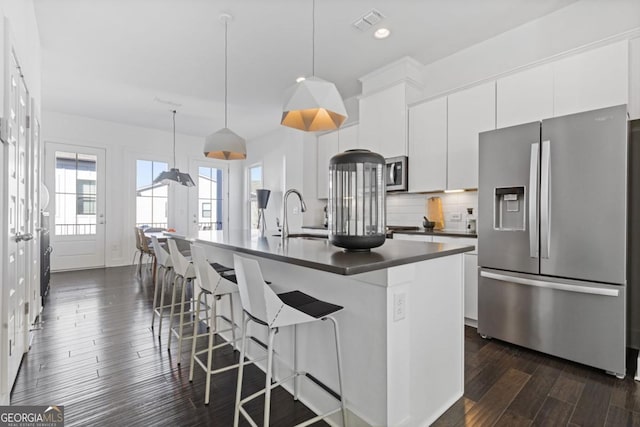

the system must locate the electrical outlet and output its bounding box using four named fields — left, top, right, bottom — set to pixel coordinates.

left=293, top=206, right=299, bottom=214
left=450, top=213, right=462, bottom=221
left=393, top=292, right=406, bottom=321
